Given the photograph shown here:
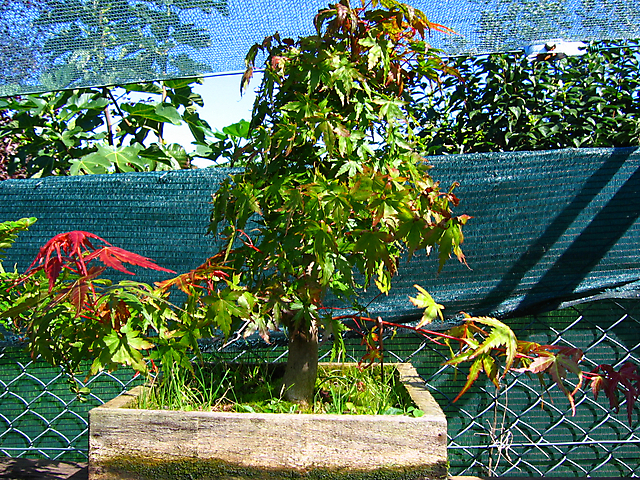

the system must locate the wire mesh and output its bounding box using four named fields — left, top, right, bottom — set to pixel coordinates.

left=1, top=299, right=638, bottom=475
left=423, top=299, right=640, bottom=477
left=0, top=348, right=144, bottom=462
left=2, top=0, right=640, bottom=95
